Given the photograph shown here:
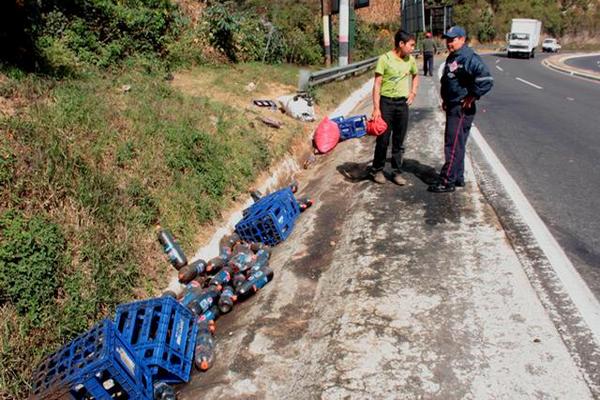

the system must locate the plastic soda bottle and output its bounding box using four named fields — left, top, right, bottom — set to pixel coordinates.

left=232, top=242, right=251, bottom=255
left=178, top=259, right=208, bottom=284
left=219, top=233, right=240, bottom=249
left=237, top=266, right=274, bottom=299
left=180, top=280, right=203, bottom=307
left=157, top=228, right=188, bottom=270
left=219, top=245, right=233, bottom=262
left=289, top=179, right=299, bottom=193
left=153, top=381, right=176, bottom=400
left=208, top=266, right=233, bottom=290
left=232, top=272, right=246, bottom=290
left=298, top=197, right=314, bottom=212
left=207, top=256, right=225, bottom=273
left=218, top=285, right=237, bottom=314
left=229, top=251, right=254, bottom=273
left=188, top=288, right=219, bottom=315
left=197, top=305, right=219, bottom=326
left=250, top=242, right=270, bottom=253
left=194, top=329, right=215, bottom=371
